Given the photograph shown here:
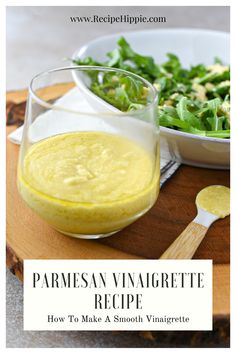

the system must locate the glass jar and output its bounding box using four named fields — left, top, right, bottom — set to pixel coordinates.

left=17, top=66, right=159, bottom=239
